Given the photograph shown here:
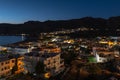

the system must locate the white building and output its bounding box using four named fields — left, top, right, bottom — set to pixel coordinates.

left=1, top=46, right=34, bottom=55
left=24, top=52, right=64, bottom=75
left=41, top=53, right=64, bottom=75
left=13, top=47, right=32, bottom=55
left=93, top=47, right=110, bottom=63
left=95, top=53, right=108, bottom=63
